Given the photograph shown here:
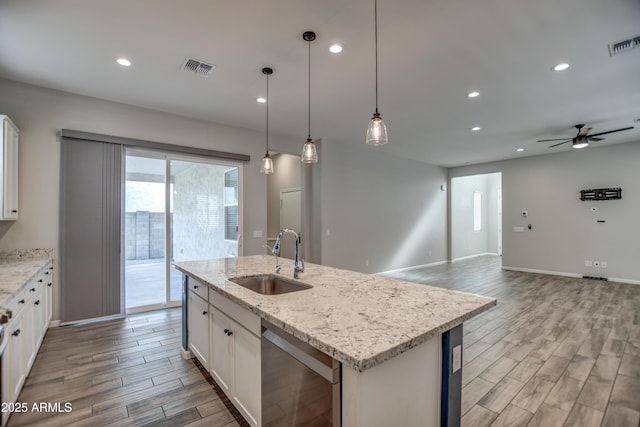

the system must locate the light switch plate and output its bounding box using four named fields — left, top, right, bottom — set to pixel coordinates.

left=452, top=345, right=462, bottom=373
